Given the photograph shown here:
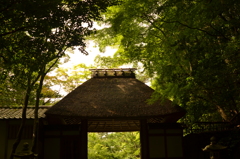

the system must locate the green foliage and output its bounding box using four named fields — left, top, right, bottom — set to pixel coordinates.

left=53, top=63, right=92, bottom=94
left=91, top=0, right=240, bottom=123
left=94, top=55, right=126, bottom=68
left=88, top=132, right=140, bottom=159
left=0, top=77, right=25, bottom=106
left=1, top=0, right=118, bottom=73
left=39, top=77, right=63, bottom=105
left=0, top=0, right=118, bottom=106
